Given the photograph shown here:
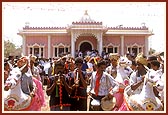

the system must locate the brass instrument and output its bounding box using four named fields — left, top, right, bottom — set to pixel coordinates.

left=56, top=75, right=61, bottom=85
left=55, top=71, right=62, bottom=85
